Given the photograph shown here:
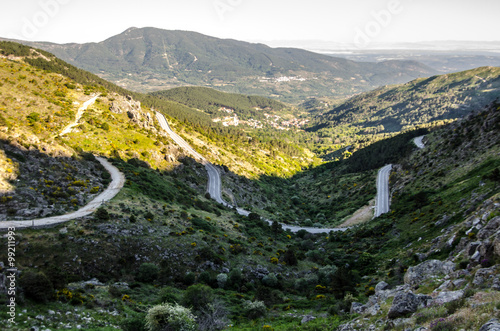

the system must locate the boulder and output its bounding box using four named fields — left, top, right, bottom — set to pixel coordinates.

left=404, top=260, right=455, bottom=287
left=350, top=302, right=366, bottom=314
left=387, top=292, right=419, bottom=319
left=473, top=266, right=497, bottom=286
left=479, top=318, right=500, bottom=331
left=478, top=216, right=500, bottom=240
left=375, top=281, right=389, bottom=293
left=431, top=290, right=464, bottom=305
